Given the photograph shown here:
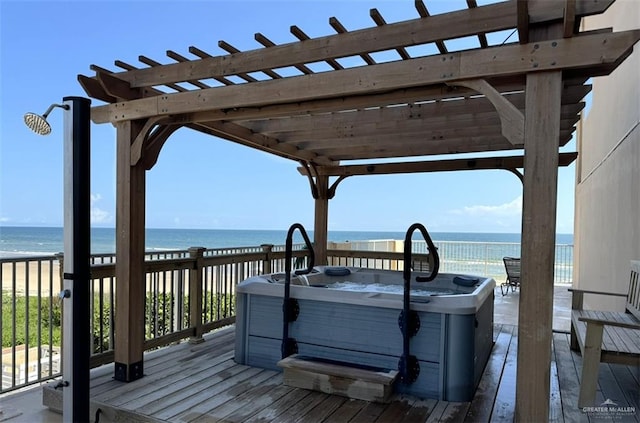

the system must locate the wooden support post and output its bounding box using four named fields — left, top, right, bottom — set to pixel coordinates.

left=261, top=244, right=274, bottom=274
left=188, top=247, right=206, bottom=344
left=314, top=175, right=329, bottom=265
left=114, top=121, right=146, bottom=382
left=515, top=70, right=562, bottom=421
